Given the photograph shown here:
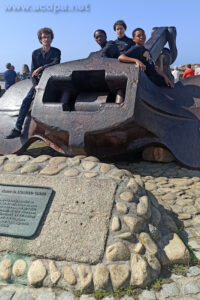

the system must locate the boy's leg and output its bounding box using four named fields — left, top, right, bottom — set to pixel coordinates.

left=6, top=86, right=35, bottom=139
left=15, top=86, right=35, bottom=131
